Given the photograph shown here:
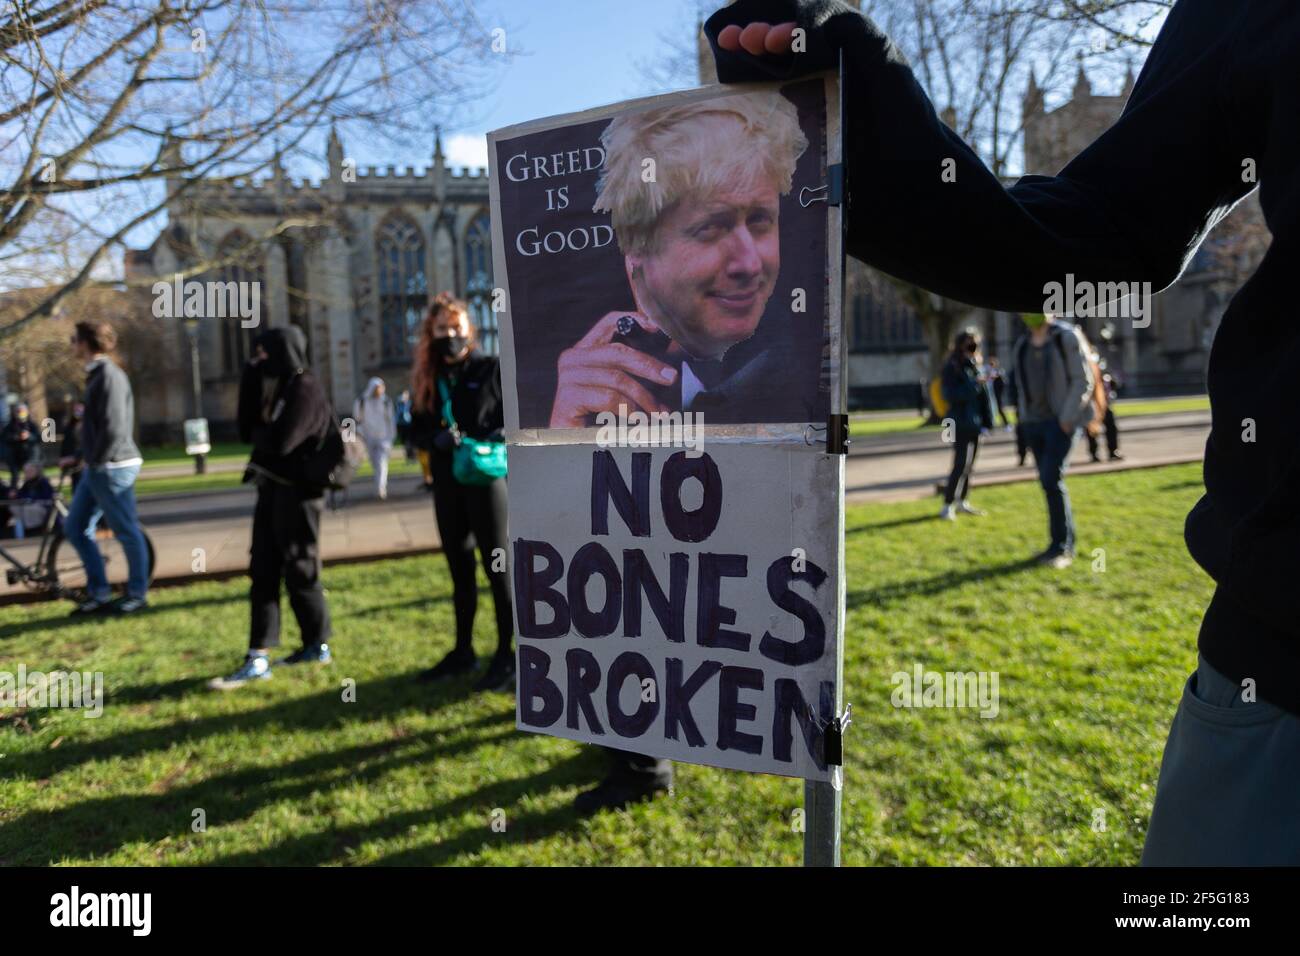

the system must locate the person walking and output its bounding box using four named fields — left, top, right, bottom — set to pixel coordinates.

left=1004, top=314, right=1093, bottom=567
left=409, top=293, right=515, bottom=692
left=1086, top=363, right=1122, bottom=463
left=1, top=403, right=40, bottom=486
left=353, top=377, right=396, bottom=500
left=939, top=329, right=992, bottom=521
left=62, top=321, right=151, bottom=615
left=707, top=0, right=1300, bottom=863
left=987, top=357, right=1013, bottom=430
left=209, top=326, right=335, bottom=689
left=394, top=389, right=414, bottom=464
